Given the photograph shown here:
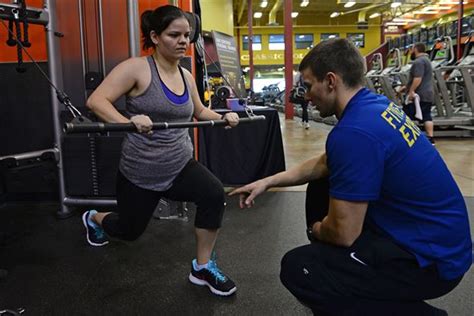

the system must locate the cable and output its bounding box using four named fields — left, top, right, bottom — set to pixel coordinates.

left=0, top=16, right=82, bottom=118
